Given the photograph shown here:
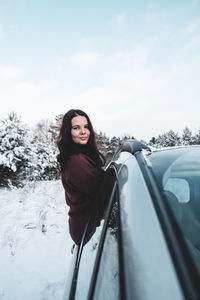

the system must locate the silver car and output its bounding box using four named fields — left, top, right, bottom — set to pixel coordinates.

left=64, top=140, right=200, bottom=300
